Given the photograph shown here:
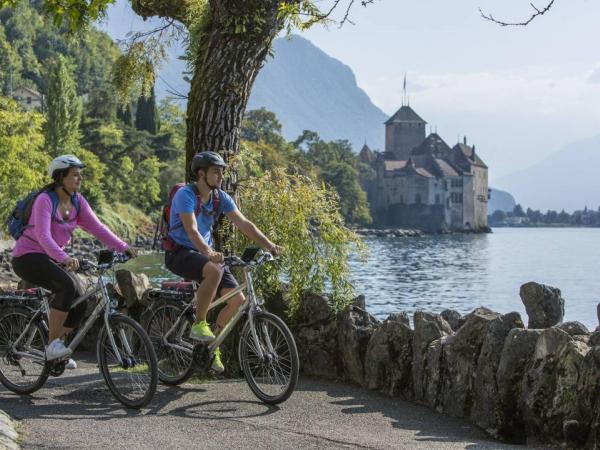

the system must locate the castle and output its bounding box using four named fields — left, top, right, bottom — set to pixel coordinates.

left=359, top=104, right=489, bottom=232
